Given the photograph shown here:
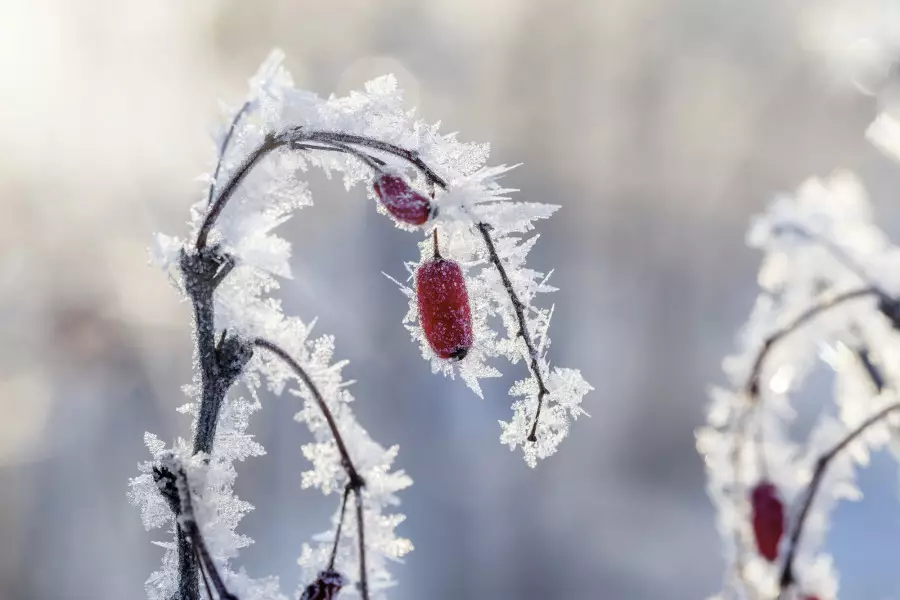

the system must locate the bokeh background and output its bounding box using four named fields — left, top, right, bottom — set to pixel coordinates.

left=3, top=1, right=900, bottom=598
